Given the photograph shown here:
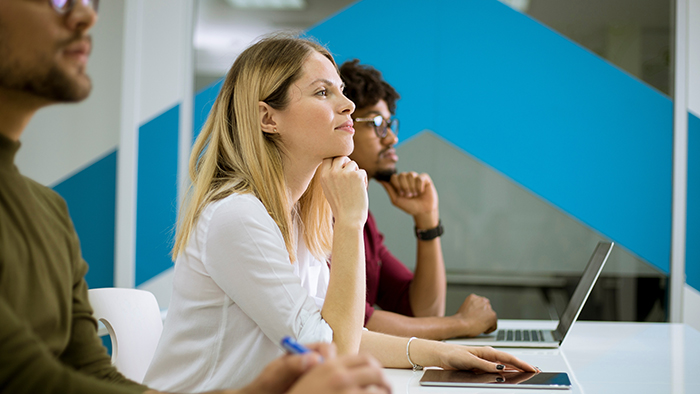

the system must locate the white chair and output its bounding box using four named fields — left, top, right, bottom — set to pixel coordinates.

left=88, top=288, right=164, bottom=383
